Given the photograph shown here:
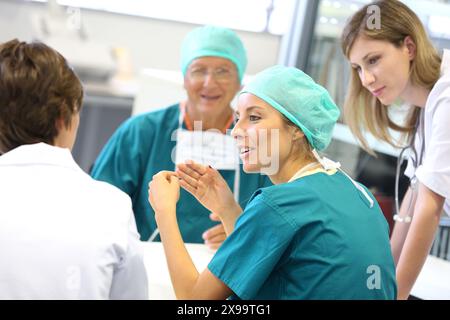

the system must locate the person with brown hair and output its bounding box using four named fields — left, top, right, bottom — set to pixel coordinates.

left=341, top=0, right=450, bottom=299
left=0, top=39, right=147, bottom=299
